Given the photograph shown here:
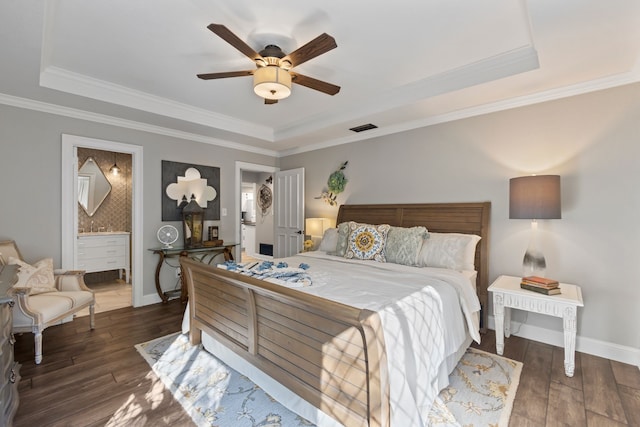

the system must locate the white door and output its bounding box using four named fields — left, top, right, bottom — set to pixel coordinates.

left=274, top=168, right=304, bottom=258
